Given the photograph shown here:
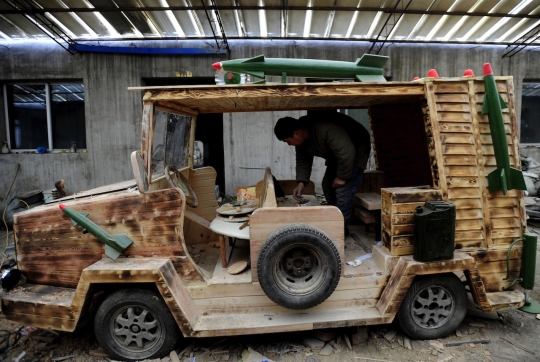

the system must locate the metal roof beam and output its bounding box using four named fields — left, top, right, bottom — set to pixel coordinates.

left=4, top=0, right=78, bottom=54
left=2, top=7, right=540, bottom=20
